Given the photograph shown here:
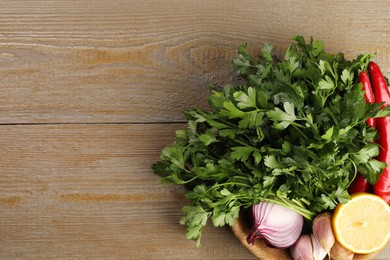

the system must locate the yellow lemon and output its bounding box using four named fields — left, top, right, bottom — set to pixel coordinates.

left=332, top=192, right=390, bottom=254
